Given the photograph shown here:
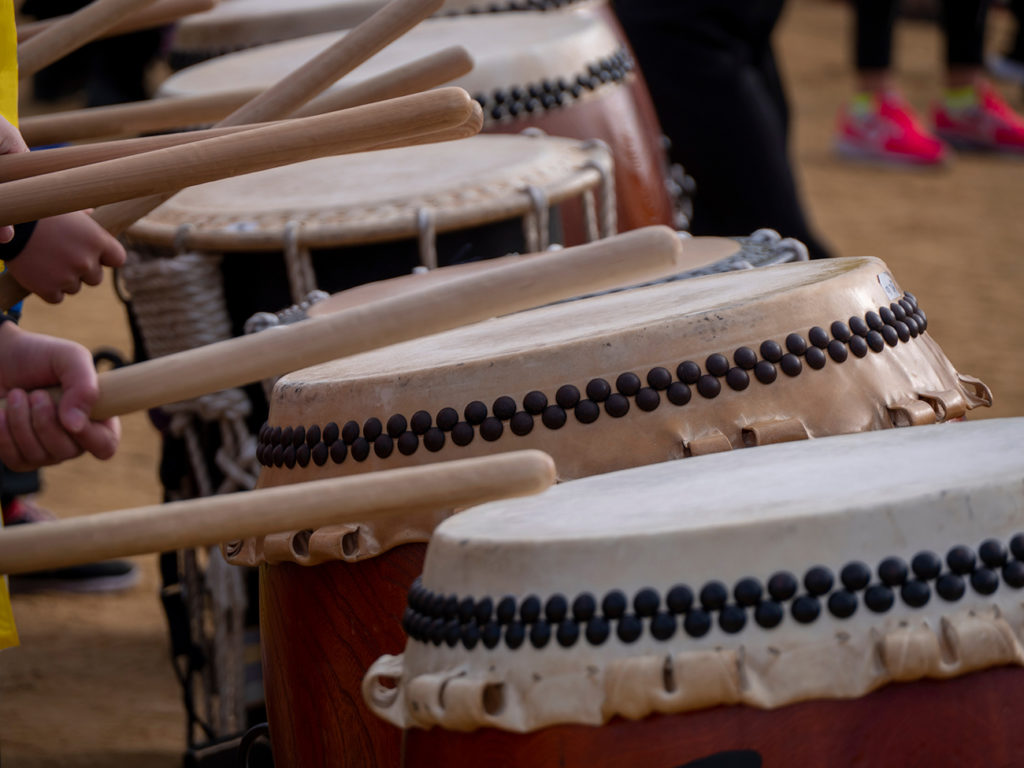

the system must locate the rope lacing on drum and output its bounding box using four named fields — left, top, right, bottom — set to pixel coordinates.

left=521, top=185, right=550, bottom=253
left=243, top=290, right=330, bottom=401
left=283, top=220, right=317, bottom=304
left=582, top=139, right=617, bottom=239
left=416, top=208, right=438, bottom=270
